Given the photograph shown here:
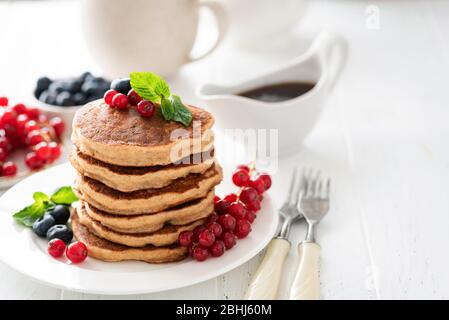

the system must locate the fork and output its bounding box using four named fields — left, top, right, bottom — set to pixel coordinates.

left=245, top=168, right=304, bottom=299
left=288, top=169, right=330, bottom=300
